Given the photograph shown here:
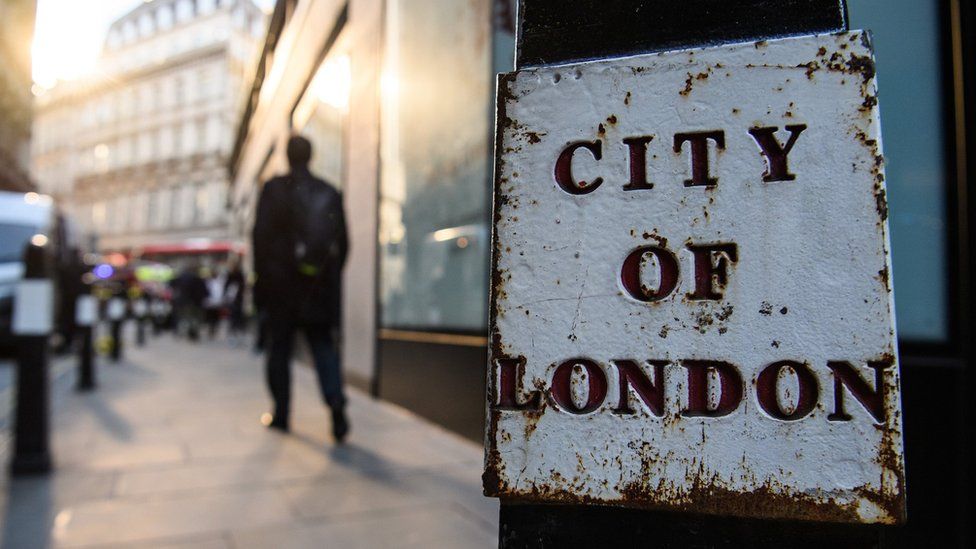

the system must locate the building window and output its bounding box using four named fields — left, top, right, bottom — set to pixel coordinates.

left=149, top=129, right=160, bottom=161
left=195, top=185, right=209, bottom=224
left=137, top=132, right=152, bottom=163
left=177, top=185, right=195, bottom=227
left=92, top=202, right=107, bottom=231
left=148, top=191, right=161, bottom=229
left=107, top=29, right=121, bottom=49
left=94, top=143, right=110, bottom=174
left=196, top=118, right=207, bottom=153
left=180, top=121, right=198, bottom=156
left=121, top=89, right=135, bottom=119
left=199, top=0, right=217, bottom=16
left=160, top=126, right=175, bottom=159
left=176, top=0, right=194, bottom=23
left=151, top=82, right=161, bottom=112
left=378, top=0, right=492, bottom=332
left=114, top=196, right=130, bottom=233
left=173, top=76, right=184, bottom=106
left=139, top=12, right=155, bottom=38
left=123, top=21, right=137, bottom=44
left=133, top=193, right=149, bottom=231
left=170, top=188, right=182, bottom=227
left=184, top=71, right=197, bottom=103
left=158, top=5, right=174, bottom=30
left=198, top=68, right=212, bottom=100
left=158, top=189, right=173, bottom=229
left=205, top=115, right=221, bottom=151
left=119, top=137, right=133, bottom=167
